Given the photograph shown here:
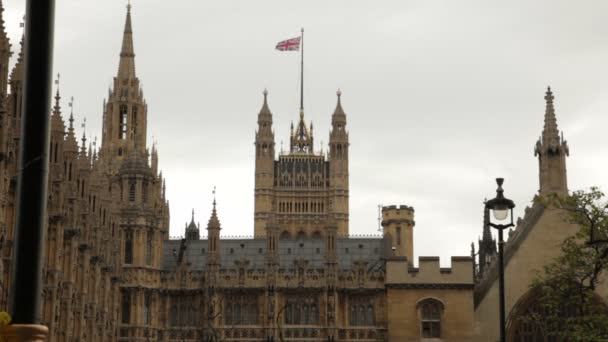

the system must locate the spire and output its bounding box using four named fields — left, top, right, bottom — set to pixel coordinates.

left=51, top=74, right=65, bottom=133
left=333, top=89, right=346, bottom=118
left=291, top=108, right=313, bottom=153
left=330, top=89, right=348, bottom=141
left=207, top=186, right=221, bottom=231
left=259, top=88, right=271, bottom=115
left=534, top=87, right=569, bottom=196
left=117, top=2, right=136, bottom=78
left=541, top=86, right=560, bottom=150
